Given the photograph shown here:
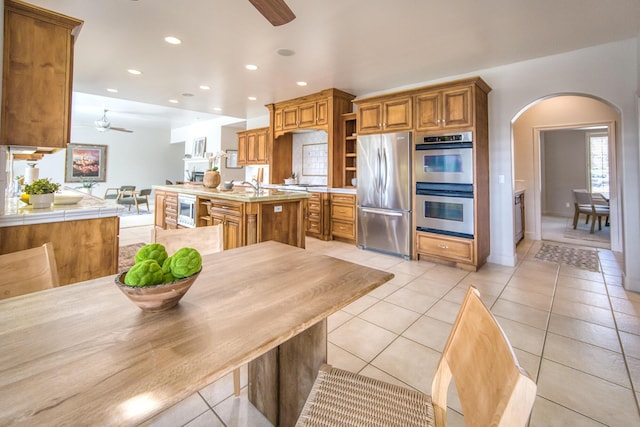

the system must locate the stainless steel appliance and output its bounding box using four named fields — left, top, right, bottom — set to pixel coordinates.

left=414, top=131, right=473, bottom=184
left=357, top=131, right=411, bottom=258
left=415, top=183, right=474, bottom=238
left=177, top=194, right=196, bottom=228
